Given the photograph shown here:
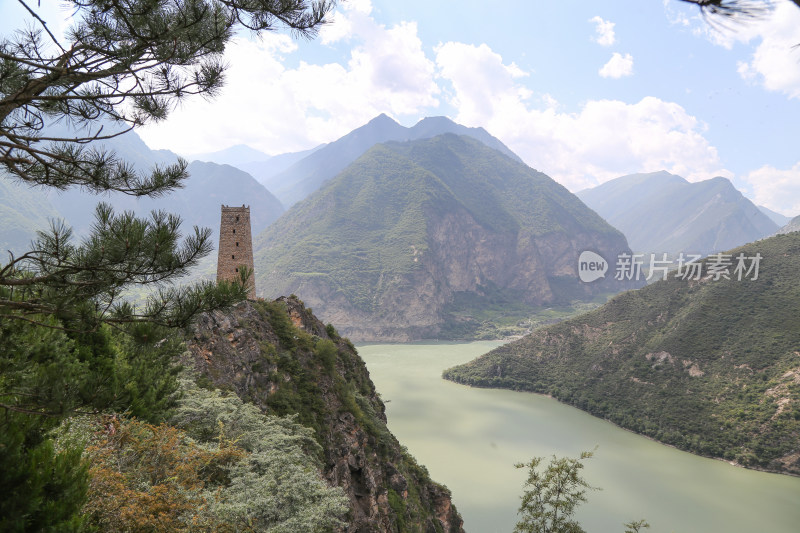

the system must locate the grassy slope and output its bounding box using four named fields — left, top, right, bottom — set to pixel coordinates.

left=444, top=232, right=800, bottom=474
